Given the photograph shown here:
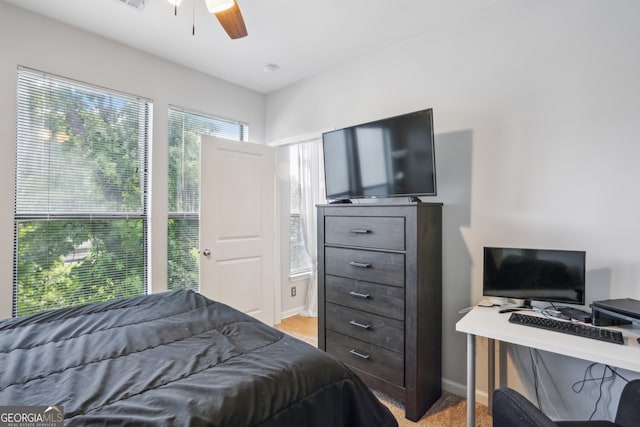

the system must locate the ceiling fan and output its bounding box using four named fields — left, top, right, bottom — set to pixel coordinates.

left=167, top=0, right=247, bottom=39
